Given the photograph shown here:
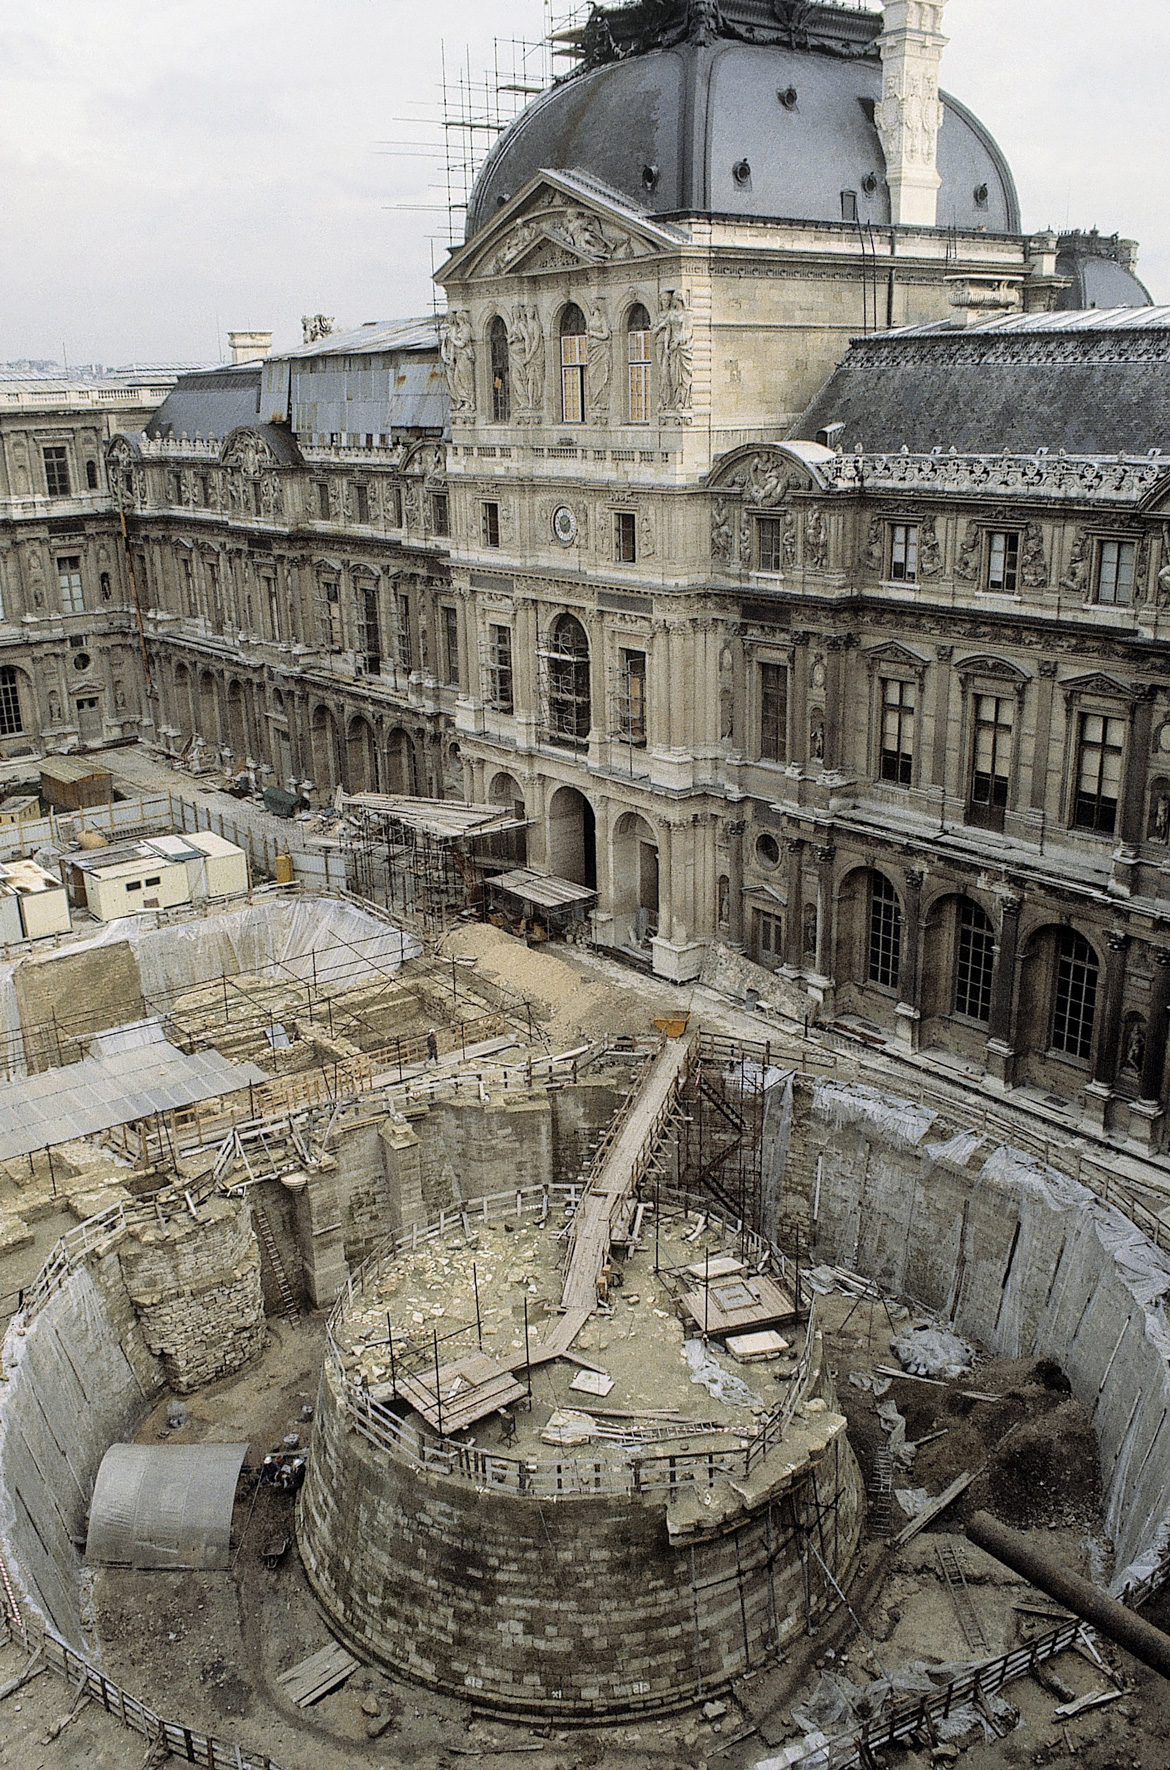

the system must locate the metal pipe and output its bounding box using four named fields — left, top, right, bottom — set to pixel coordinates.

left=966, top=1511, right=1170, bottom=1683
